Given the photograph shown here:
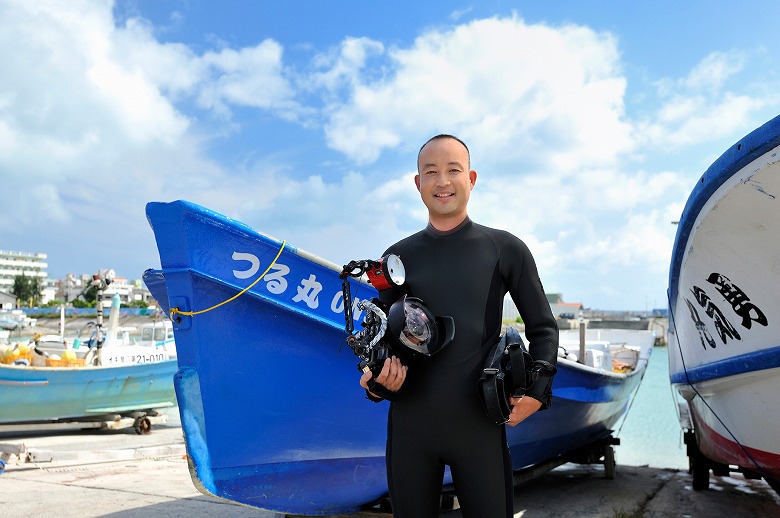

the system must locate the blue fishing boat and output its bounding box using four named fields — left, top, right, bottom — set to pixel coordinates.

left=0, top=278, right=178, bottom=436
left=668, top=114, right=780, bottom=492
left=144, top=200, right=654, bottom=515
left=0, top=360, right=177, bottom=425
